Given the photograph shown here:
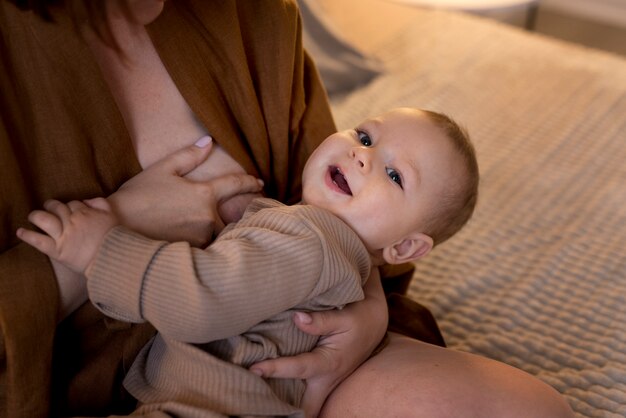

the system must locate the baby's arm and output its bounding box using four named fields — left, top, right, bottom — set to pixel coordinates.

left=16, top=198, right=118, bottom=274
